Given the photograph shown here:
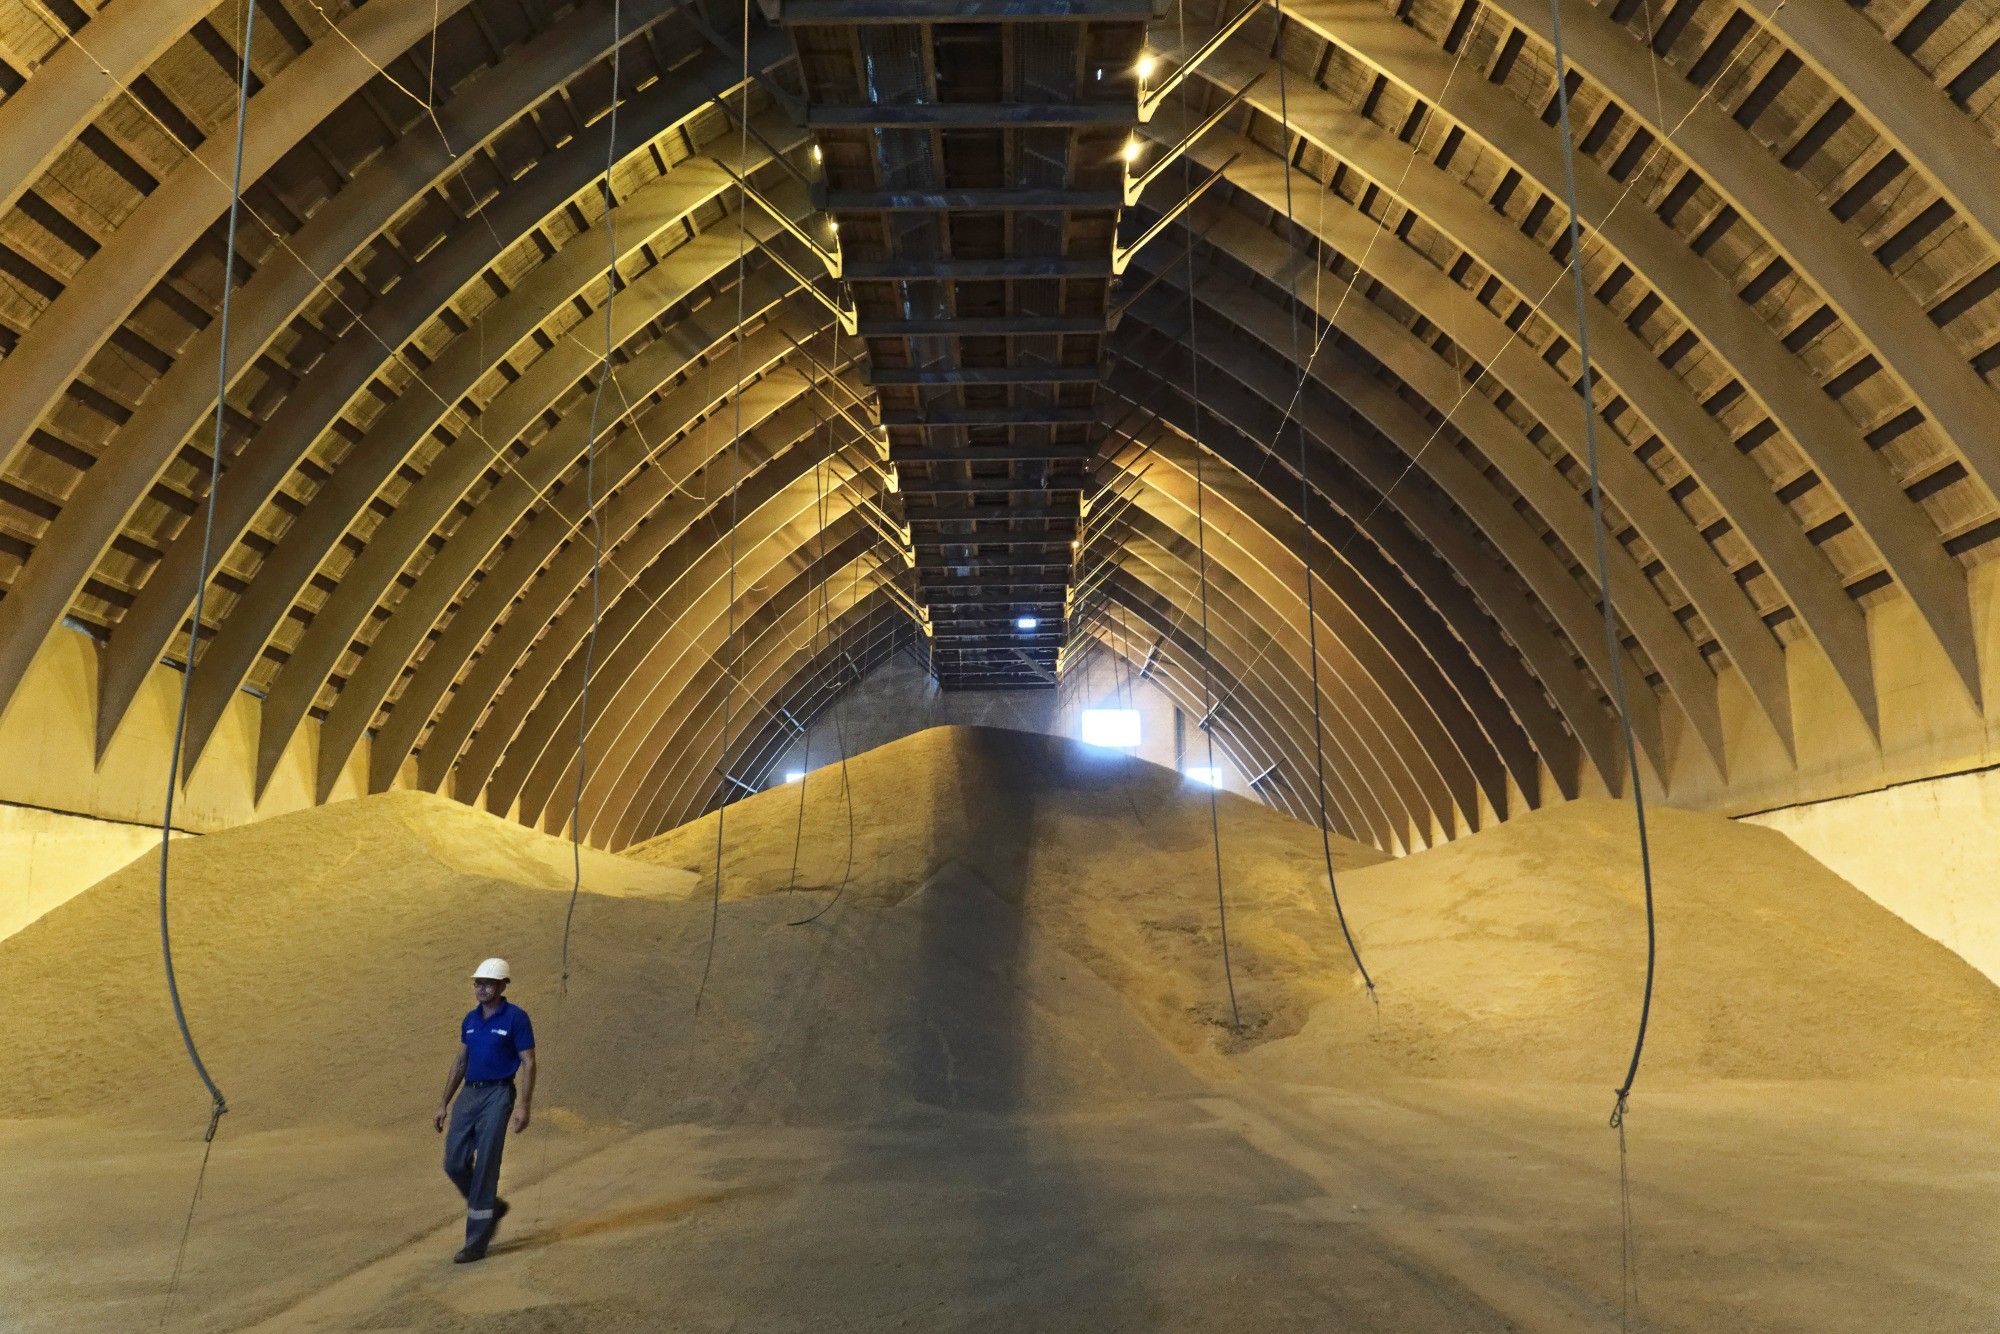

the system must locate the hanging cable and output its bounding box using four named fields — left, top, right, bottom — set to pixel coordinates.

left=1200, top=4, right=1771, bottom=726
left=788, top=528, right=863, bottom=929
left=157, top=2, right=256, bottom=1323
left=1271, top=0, right=1375, bottom=1000
left=695, top=0, right=753, bottom=1013
left=533, top=0, right=620, bottom=1237
left=1545, top=0, right=1659, bottom=1313
left=1177, top=0, right=1241, bottom=1036
left=783, top=431, right=832, bottom=897
left=557, top=0, right=619, bottom=1001
left=1543, top=0, right=1658, bottom=1134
